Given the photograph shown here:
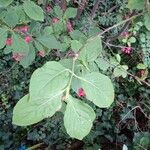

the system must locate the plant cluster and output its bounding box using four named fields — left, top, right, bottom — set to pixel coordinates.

left=0, top=0, right=150, bottom=149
